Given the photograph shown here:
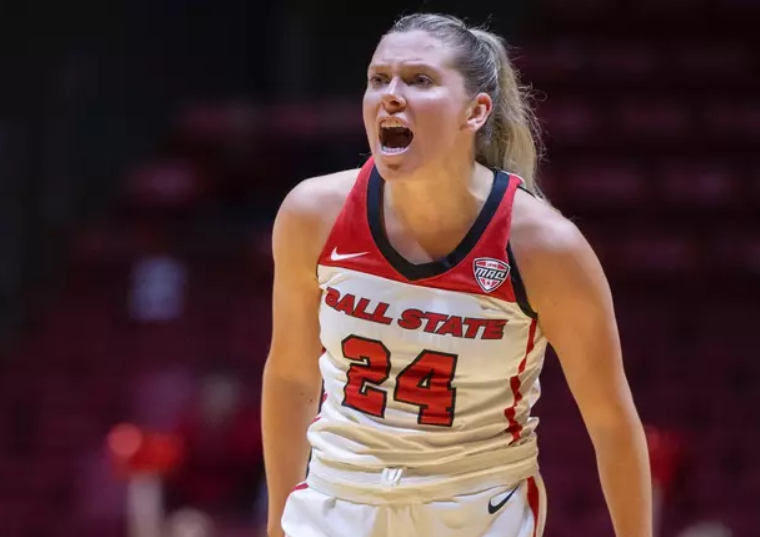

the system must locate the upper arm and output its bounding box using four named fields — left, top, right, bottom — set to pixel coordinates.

left=511, top=197, right=639, bottom=433
left=266, top=171, right=356, bottom=384
left=267, top=182, right=330, bottom=384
